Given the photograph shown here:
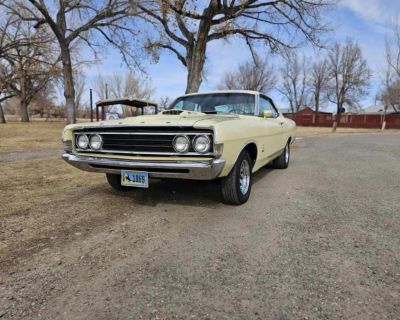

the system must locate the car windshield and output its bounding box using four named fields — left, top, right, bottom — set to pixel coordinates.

left=168, top=93, right=256, bottom=115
